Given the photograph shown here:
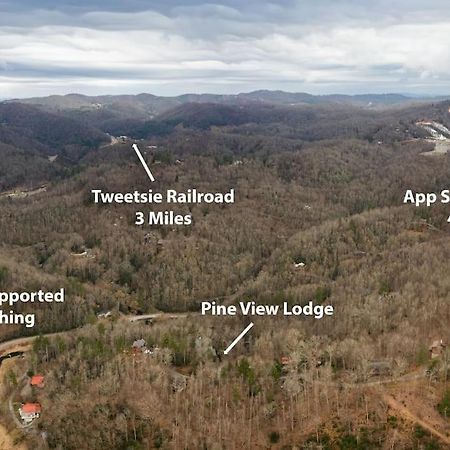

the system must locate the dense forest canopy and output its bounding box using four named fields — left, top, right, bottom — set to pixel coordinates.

left=0, top=93, right=449, bottom=449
